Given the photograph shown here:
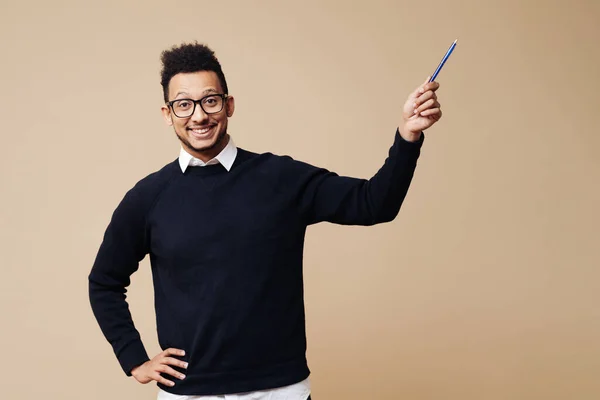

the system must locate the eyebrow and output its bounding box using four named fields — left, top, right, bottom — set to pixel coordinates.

left=173, top=88, right=219, bottom=99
